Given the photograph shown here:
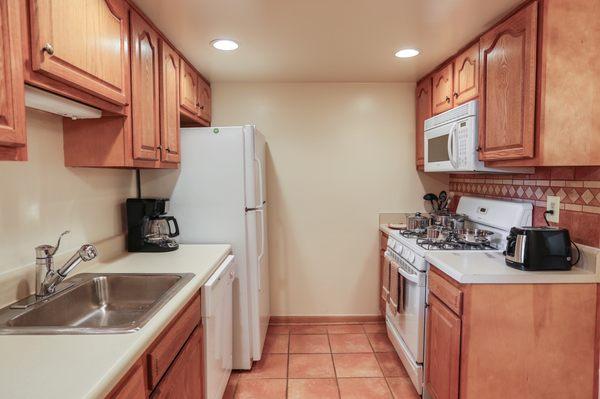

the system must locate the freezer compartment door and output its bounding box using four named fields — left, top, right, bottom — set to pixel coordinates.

left=246, top=207, right=270, bottom=360
left=244, top=126, right=267, bottom=209
left=202, top=255, right=236, bottom=399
